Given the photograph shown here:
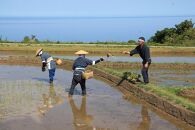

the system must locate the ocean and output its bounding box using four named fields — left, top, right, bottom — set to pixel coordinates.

left=0, top=16, right=194, bottom=42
